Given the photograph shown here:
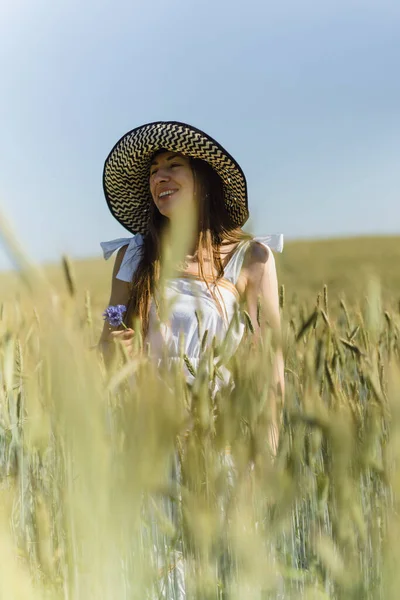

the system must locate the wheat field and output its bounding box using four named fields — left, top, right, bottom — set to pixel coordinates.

left=0, top=234, right=400, bottom=599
